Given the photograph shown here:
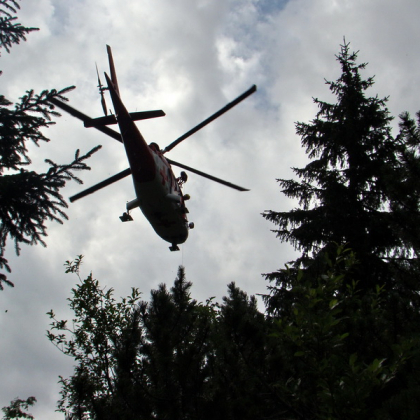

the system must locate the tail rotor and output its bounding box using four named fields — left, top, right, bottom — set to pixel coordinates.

left=96, top=63, right=108, bottom=116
